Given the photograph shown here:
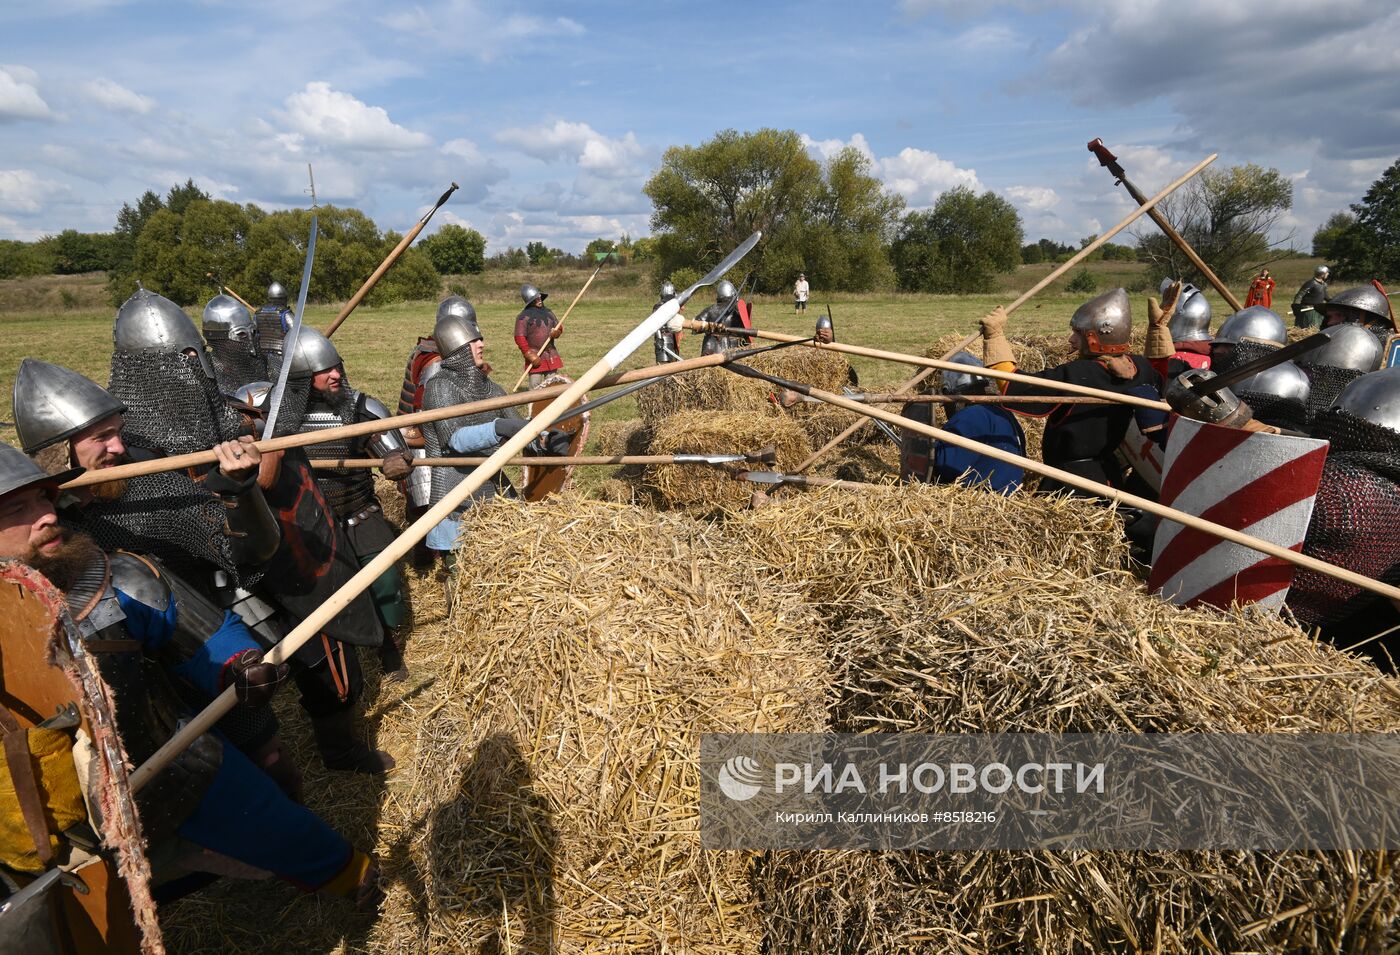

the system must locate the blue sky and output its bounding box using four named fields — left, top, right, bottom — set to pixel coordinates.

left=2, top=0, right=1397, bottom=256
